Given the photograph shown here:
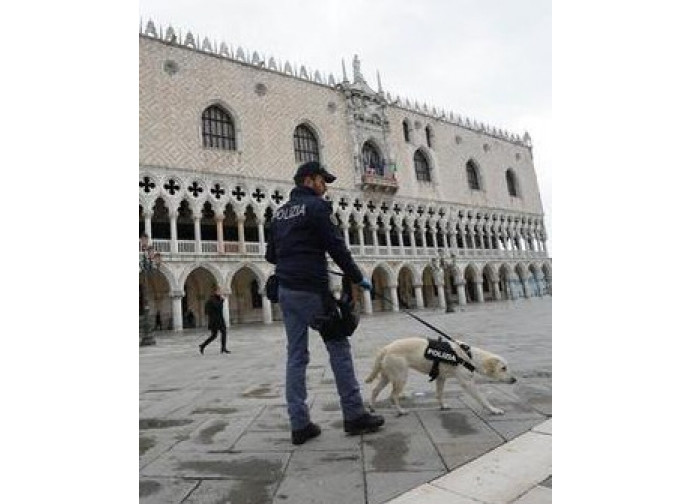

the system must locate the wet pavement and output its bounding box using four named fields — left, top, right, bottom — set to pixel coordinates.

left=140, top=297, right=551, bottom=503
